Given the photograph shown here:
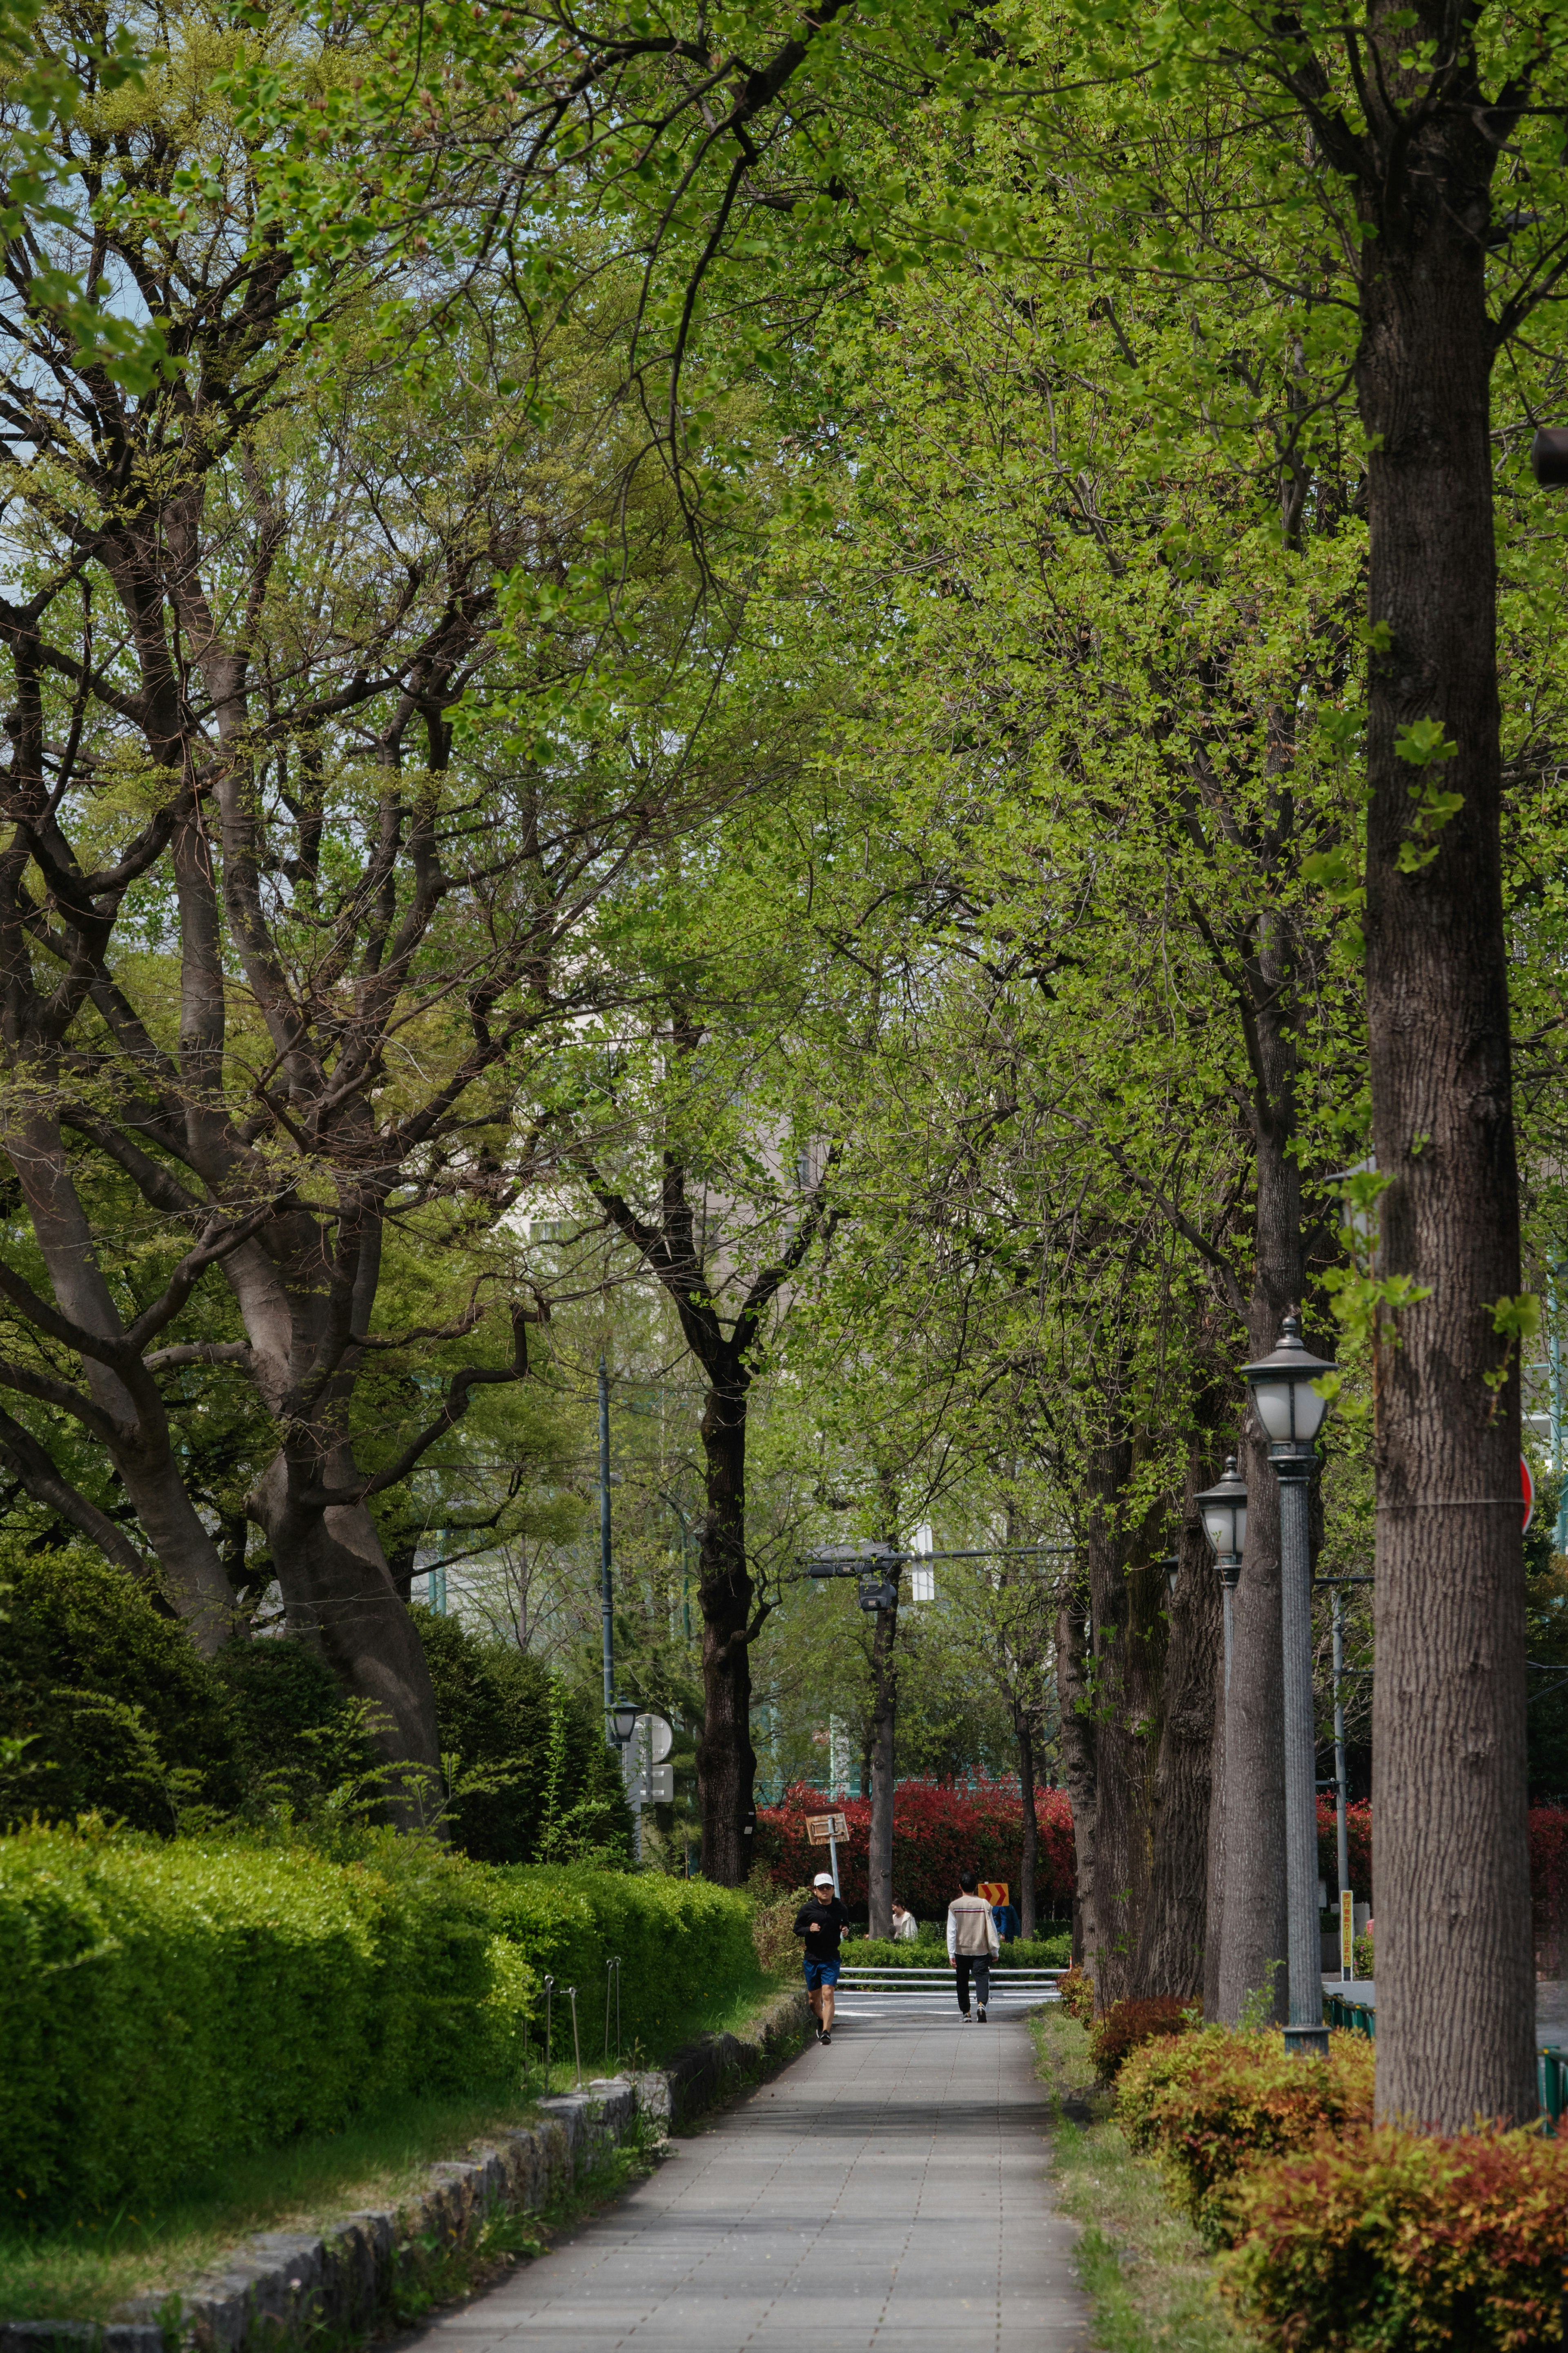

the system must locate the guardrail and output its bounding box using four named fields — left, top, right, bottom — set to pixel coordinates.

left=1324, top=1989, right=1376, bottom=2039
left=1540, top=2044, right=1568, bottom=2131
left=836, top=1966, right=1065, bottom=2000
